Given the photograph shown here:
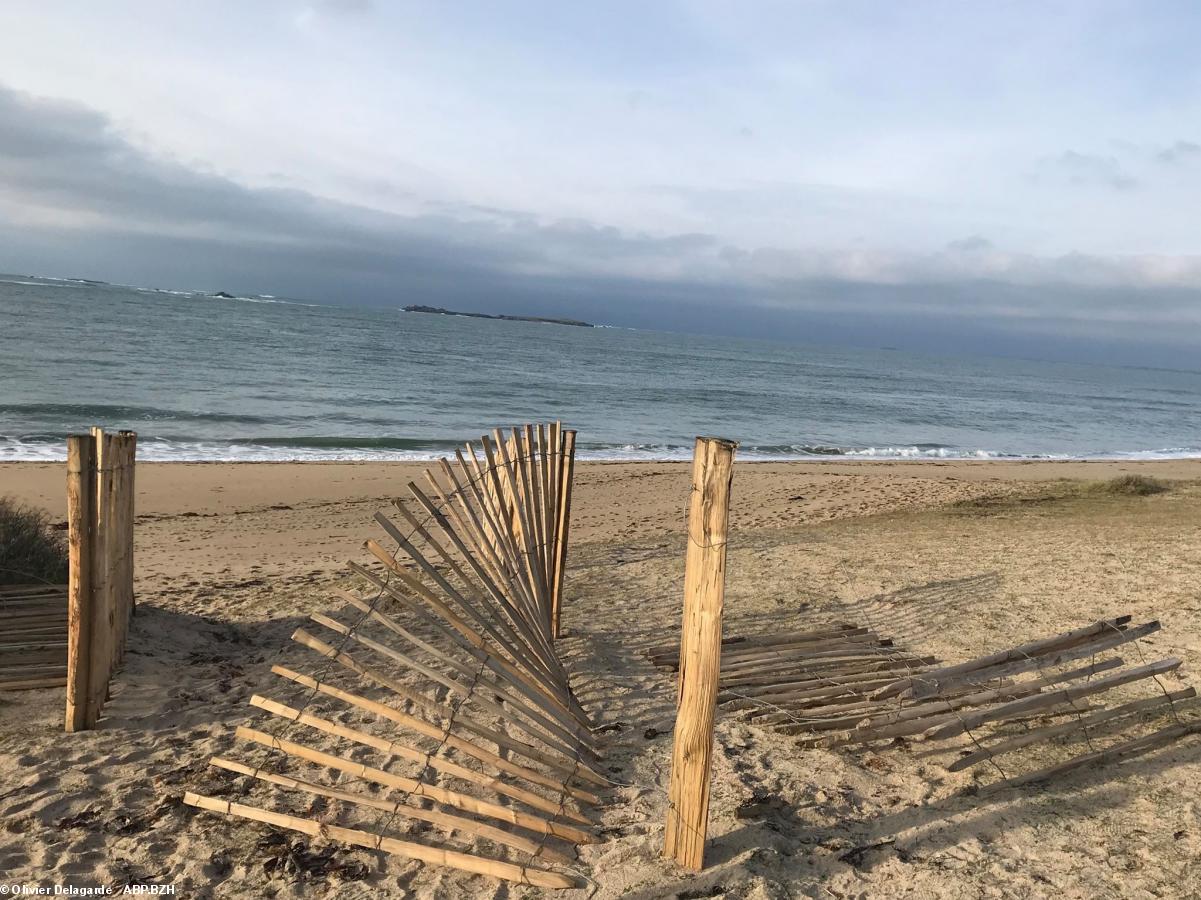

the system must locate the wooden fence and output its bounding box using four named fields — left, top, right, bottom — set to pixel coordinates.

left=651, top=615, right=1200, bottom=801
left=186, top=422, right=597, bottom=889
left=65, top=428, right=137, bottom=731
left=0, top=584, right=69, bottom=691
